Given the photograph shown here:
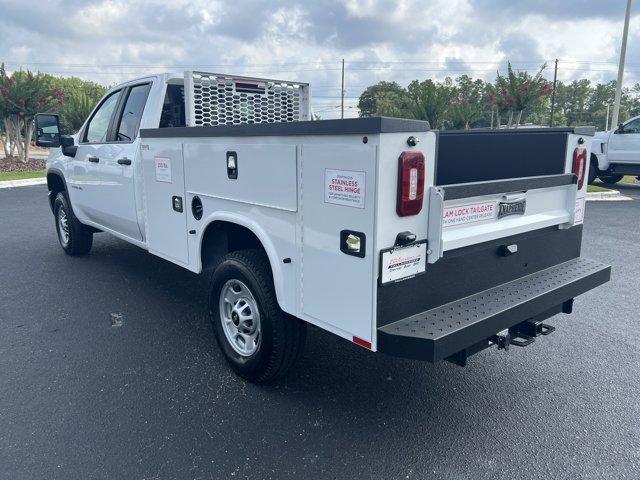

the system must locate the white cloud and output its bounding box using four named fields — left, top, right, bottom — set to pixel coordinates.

left=0, top=0, right=636, bottom=118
